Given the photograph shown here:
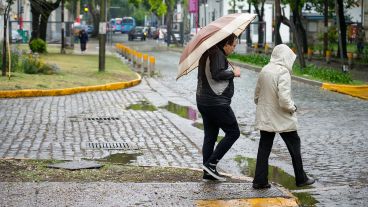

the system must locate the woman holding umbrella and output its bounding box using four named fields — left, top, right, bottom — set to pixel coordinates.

left=198, top=34, right=241, bottom=181
left=177, top=13, right=257, bottom=181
